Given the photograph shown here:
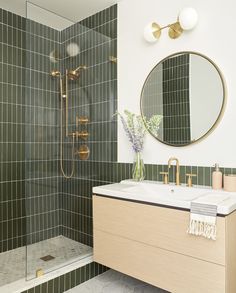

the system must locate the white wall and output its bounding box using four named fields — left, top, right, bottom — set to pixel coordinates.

left=117, top=0, right=236, bottom=167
